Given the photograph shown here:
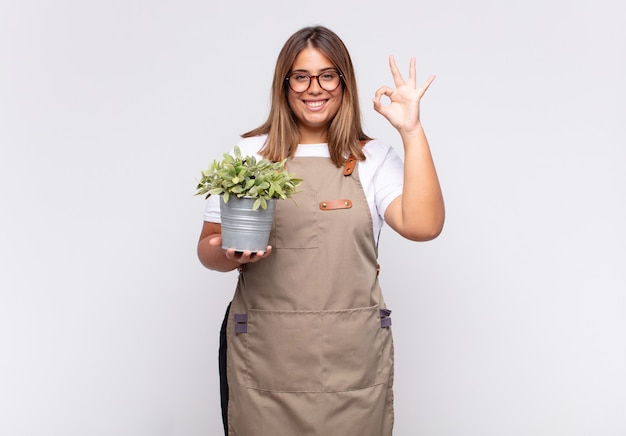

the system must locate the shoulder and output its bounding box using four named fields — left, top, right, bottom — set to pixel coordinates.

left=361, top=139, right=402, bottom=166
left=358, top=138, right=404, bottom=194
